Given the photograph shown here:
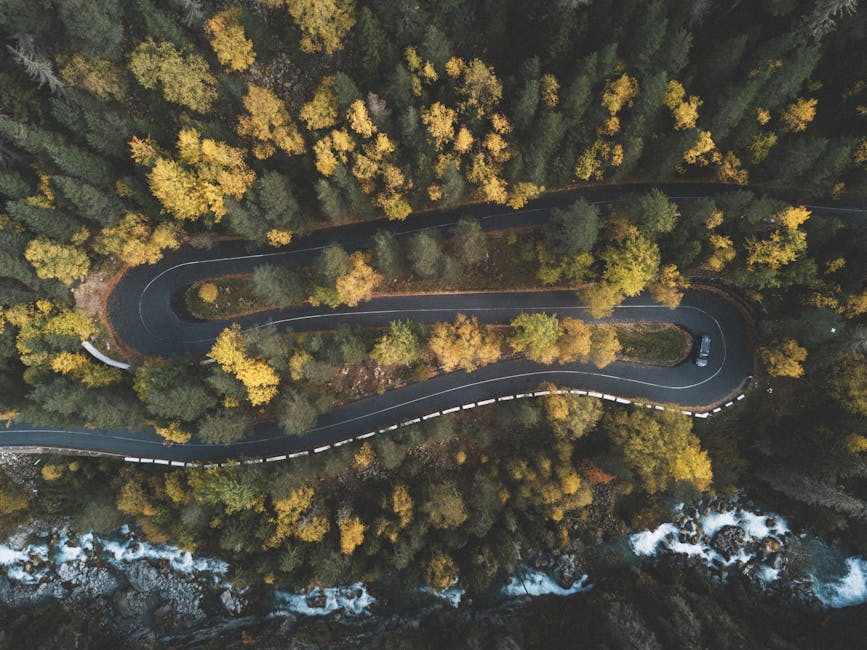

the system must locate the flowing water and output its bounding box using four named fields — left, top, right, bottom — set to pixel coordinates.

left=1, top=502, right=865, bottom=619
